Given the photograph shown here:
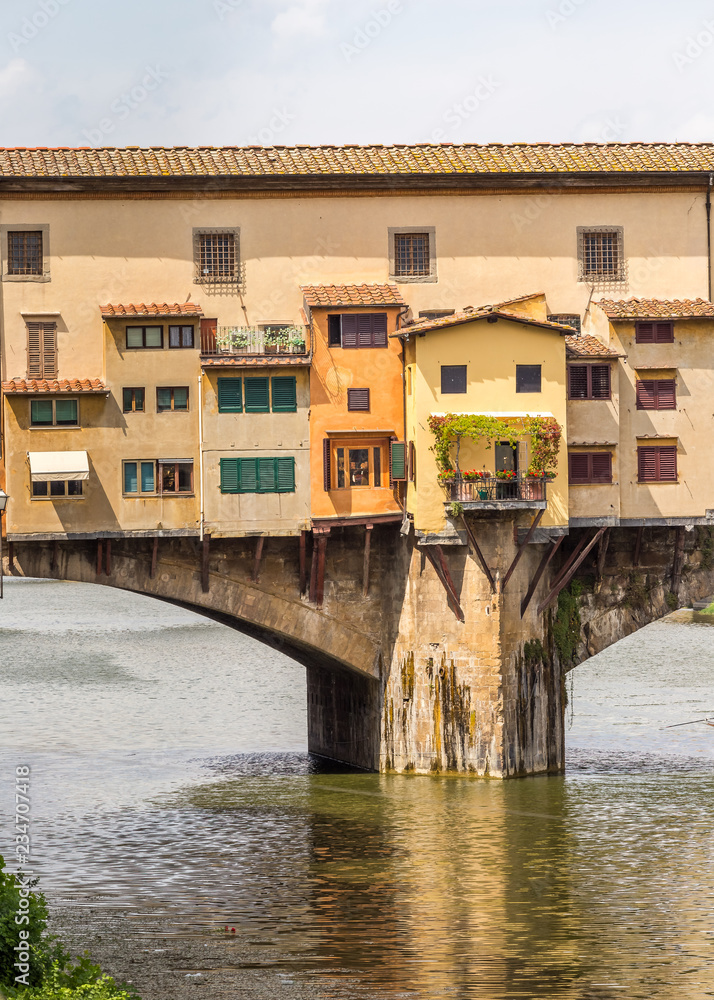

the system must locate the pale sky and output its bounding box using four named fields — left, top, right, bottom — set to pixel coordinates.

left=2, top=0, right=714, bottom=148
